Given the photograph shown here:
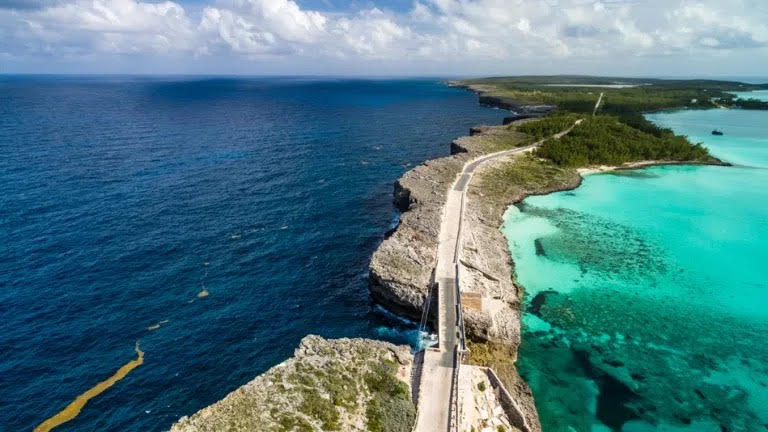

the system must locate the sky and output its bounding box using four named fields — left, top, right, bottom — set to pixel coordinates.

left=1, top=0, right=767, bottom=76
